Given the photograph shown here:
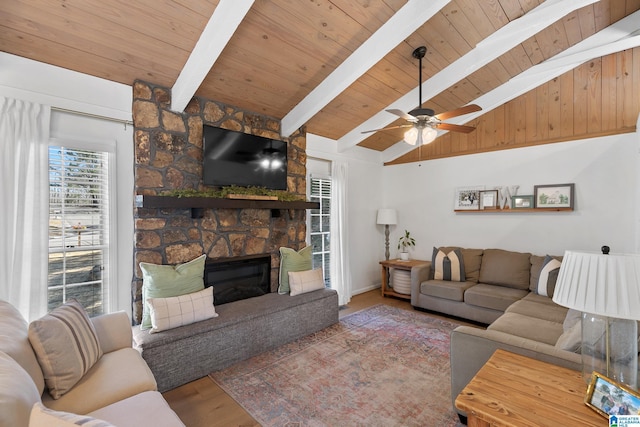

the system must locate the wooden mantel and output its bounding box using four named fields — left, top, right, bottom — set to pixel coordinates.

left=135, top=195, right=319, bottom=218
